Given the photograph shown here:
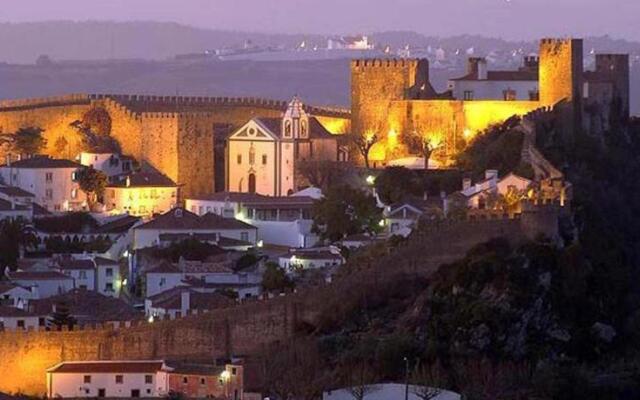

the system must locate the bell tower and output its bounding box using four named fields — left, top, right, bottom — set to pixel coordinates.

left=281, top=96, right=310, bottom=140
